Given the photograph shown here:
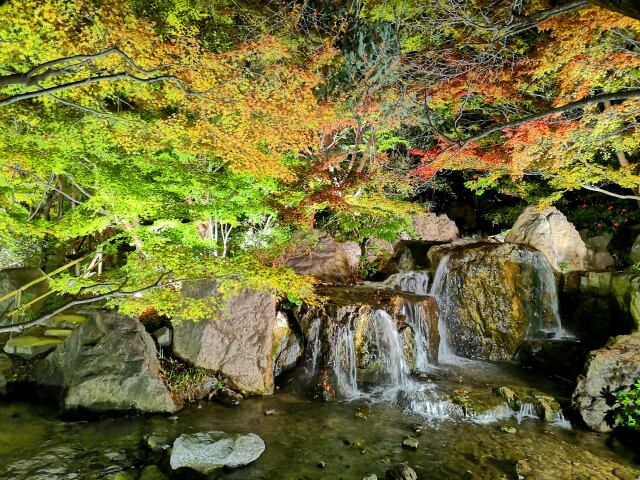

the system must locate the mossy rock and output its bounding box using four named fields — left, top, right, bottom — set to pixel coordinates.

left=448, top=387, right=505, bottom=417
left=47, top=313, right=87, bottom=329
left=44, top=329, right=73, bottom=338
left=492, top=385, right=561, bottom=420
left=3, top=335, right=62, bottom=359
